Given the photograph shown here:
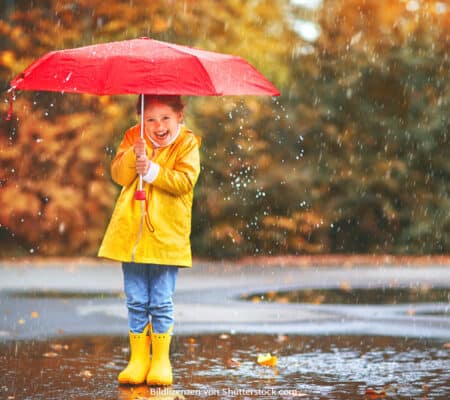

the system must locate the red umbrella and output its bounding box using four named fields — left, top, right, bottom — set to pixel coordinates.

left=7, top=37, right=279, bottom=199
left=9, top=37, right=279, bottom=97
